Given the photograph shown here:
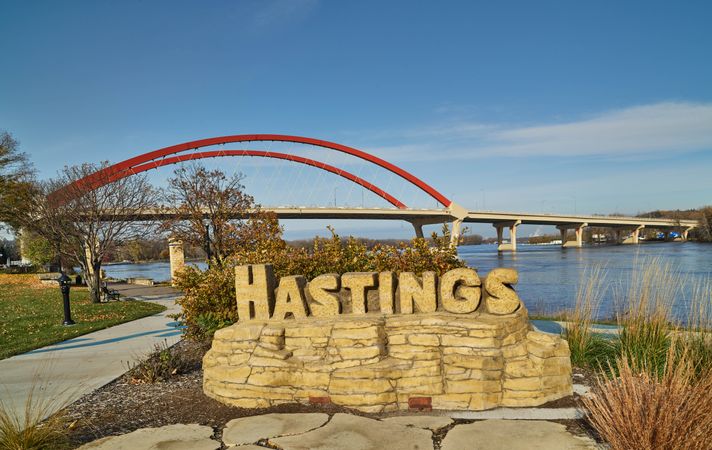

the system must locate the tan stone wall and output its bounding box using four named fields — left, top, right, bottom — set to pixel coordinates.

left=203, top=307, right=572, bottom=412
